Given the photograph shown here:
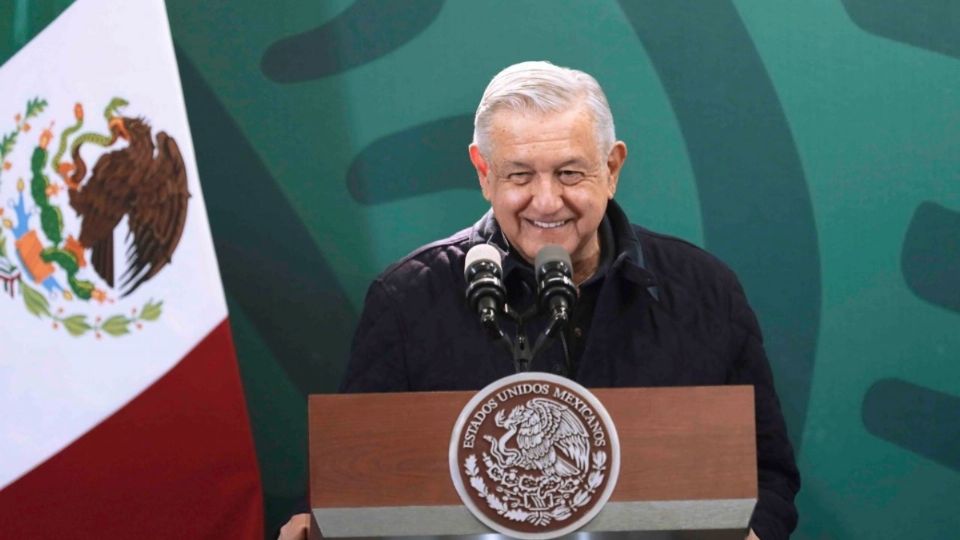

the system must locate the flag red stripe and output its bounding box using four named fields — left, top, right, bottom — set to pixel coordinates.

left=0, top=319, right=264, bottom=538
